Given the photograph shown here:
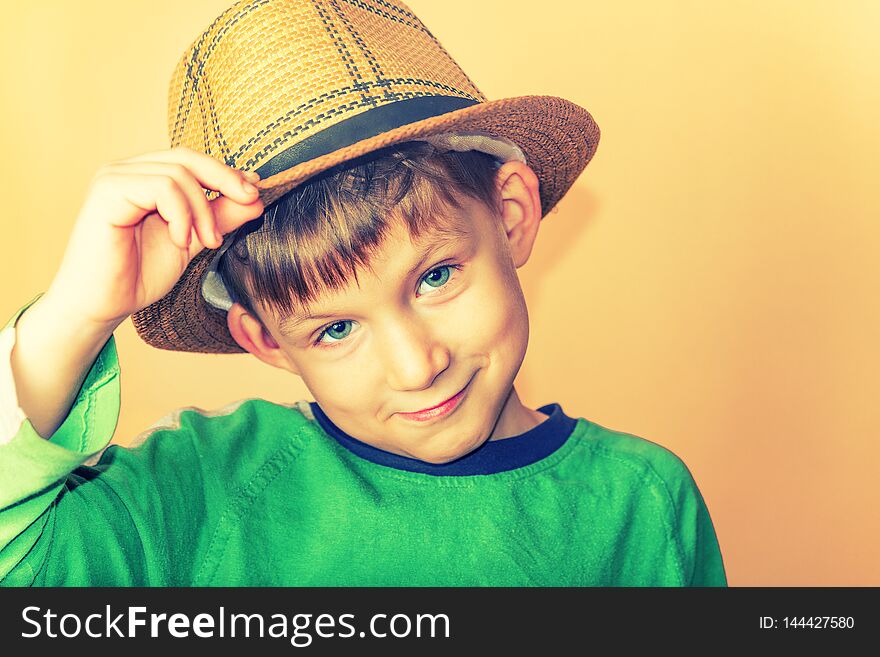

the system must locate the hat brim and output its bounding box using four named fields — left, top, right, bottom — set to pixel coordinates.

left=131, top=94, right=600, bottom=353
